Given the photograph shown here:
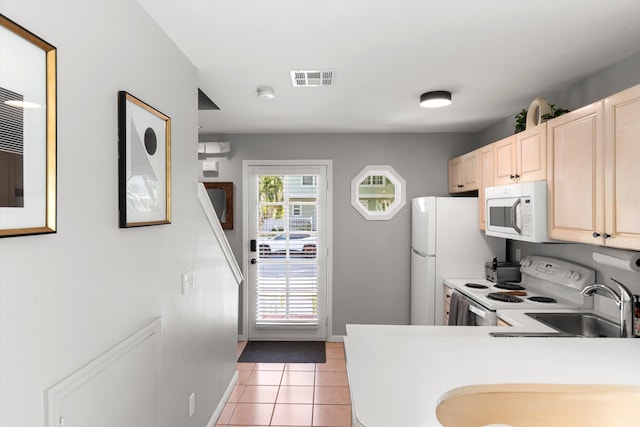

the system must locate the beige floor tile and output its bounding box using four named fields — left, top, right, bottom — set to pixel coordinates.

left=314, top=387, right=351, bottom=405
left=247, top=370, right=283, bottom=386
left=238, top=370, right=252, bottom=386
left=238, top=363, right=256, bottom=371
left=228, top=403, right=274, bottom=425
left=276, top=385, right=315, bottom=404
left=325, top=348, right=345, bottom=359
left=315, top=371, right=348, bottom=387
left=325, top=342, right=344, bottom=349
left=312, top=404, right=352, bottom=426
left=227, top=384, right=245, bottom=403
left=315, top=358, right=346, bottom=372
left=217, top=402, right=236, bottom=425
left=281, top=371, right=316, bottom=386
left=254, top=362, right=286, bottom=371
left=271, top=404, right=313, bottom=426
left=239, top=385, right=280, bottom=403
left=285, top=363, right=316, bottom=371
